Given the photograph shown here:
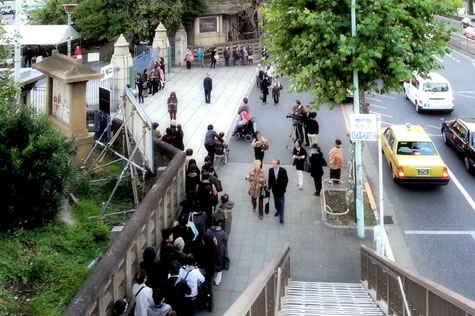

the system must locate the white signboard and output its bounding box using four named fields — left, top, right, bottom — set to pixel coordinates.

left=350, top=114, right=377, bottom=141
left=100, top=64, right=113, bottom=79
left=52, top=80, right=70, bottom=125
left=88, top=52, right=100, bottom=62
